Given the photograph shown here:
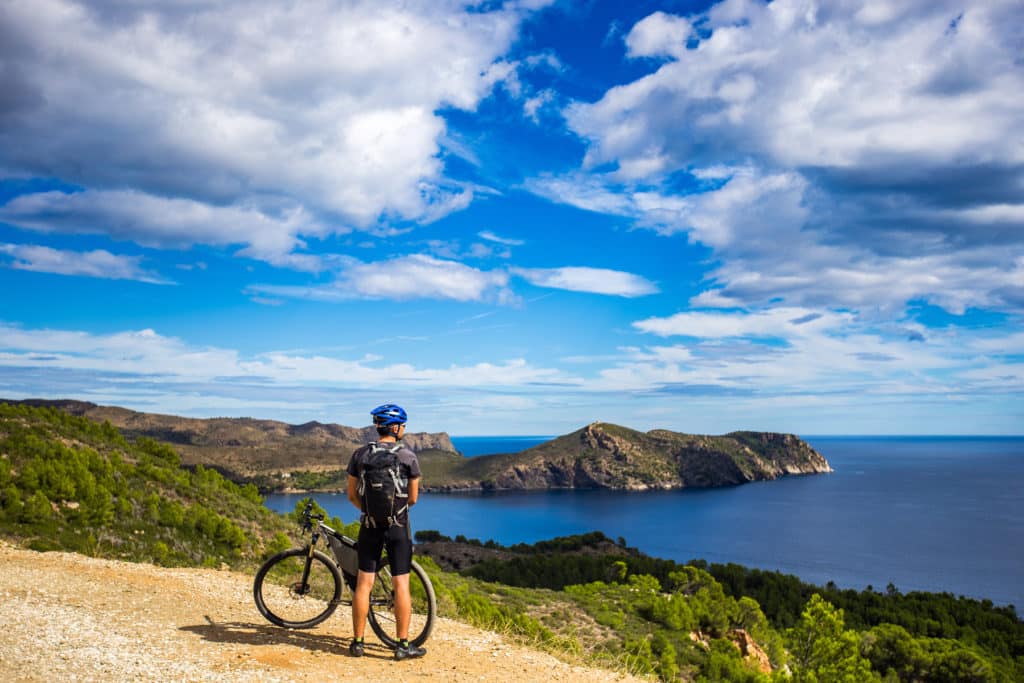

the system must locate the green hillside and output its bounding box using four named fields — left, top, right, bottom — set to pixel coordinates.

left=419, top=531, right=1024, bottom=682
left=0, top=402, right=292, bottom=566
